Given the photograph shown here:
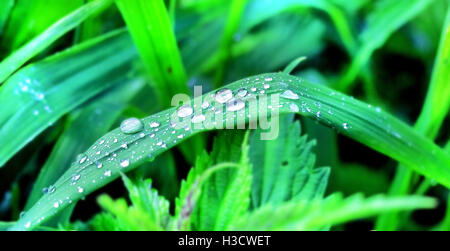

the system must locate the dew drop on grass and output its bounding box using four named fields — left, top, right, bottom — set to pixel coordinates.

left=215, top=88, right=233, bottom=103
left=237, top=88, right=248, bottom=97
left=96, top=161, right=103, bottom=169
left=226, top=98, right=245, bottom=112
left=289, top=103, right=299, bottom=113
left=79, top=154, right=87, bottom=164
left=104, top=170, right=111, bottom=177
left=191, top=114, right=206, bottom=123
left=201, top=101, right=210, bottom=109
left=150, top=121, right=160, bottom=128
left=263, top=84, right=270, bottom=89
left=72, top=174, right=81, bottom=183
left=77, top=187, right=84, bottom=193
left=264, top=77, right=273, bottom=82
left=25, top=222, right=31, bottom=229
left=120, top=159, right=130, bottom=168
left=120, top=118, right=144, bottom=134
left=53, top=202, right=60, bottom=208
left=343, top=123, right=349, bottom=130
left=281, top=90, right=299, bottom=100
left=177, top=105, right=193, bottom=118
